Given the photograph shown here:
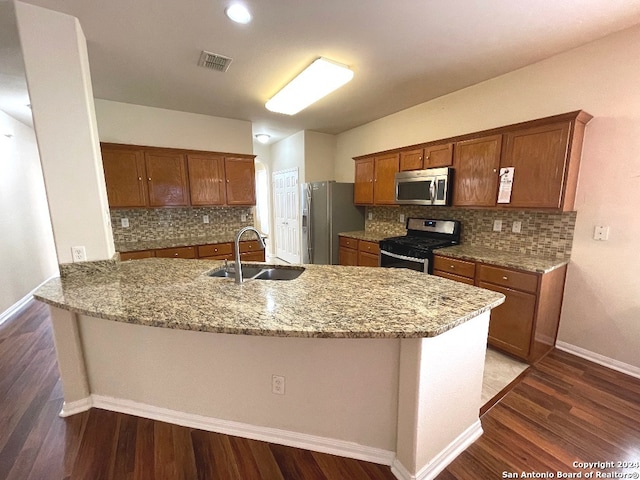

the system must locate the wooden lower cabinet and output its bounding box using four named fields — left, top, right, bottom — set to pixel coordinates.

left=433, top=254, right=567, bottom=363
left=339, top=237, right=379, bottom=267
left=120, top=250, right=155, bottom=261
left=120, top=240, right=265, bottom=263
